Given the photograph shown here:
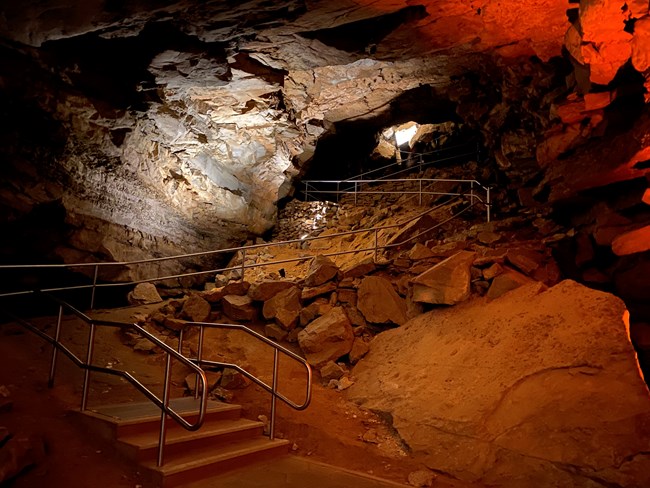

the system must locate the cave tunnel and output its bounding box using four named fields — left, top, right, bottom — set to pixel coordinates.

left=301, top=84, right=481, bottom=182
